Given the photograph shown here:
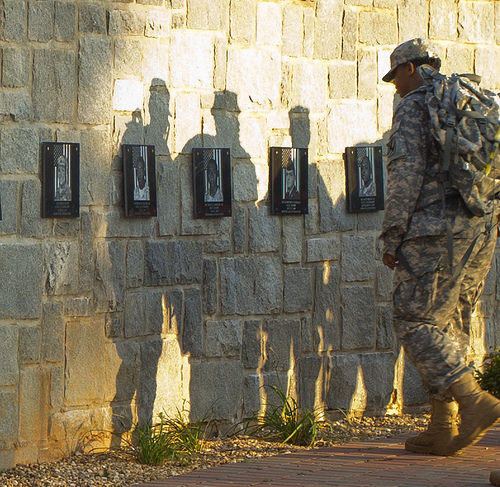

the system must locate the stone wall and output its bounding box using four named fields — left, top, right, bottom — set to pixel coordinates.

left=0, top=0, right=498, bottom=469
